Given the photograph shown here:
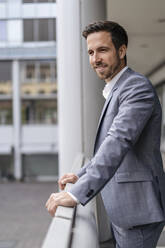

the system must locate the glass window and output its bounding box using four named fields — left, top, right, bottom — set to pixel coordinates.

left=54, top=61, right=57, bottom=79
left=23, top=0, right=56, bottom=3
left=23, top=19, right=34, bottom=42
left=0, top=61, right=12, bottom=83
left=0, top=21, right=7, bottom=41
left=21, top=60, right=57, bottom=92
left=38, top=0, right=50, bottom=2
left=23, top=0, right=35, bottom=3
left=21, top=61, right=57, bottom=83
left=23, top=19, right=56, bottom=42
left=0, top=101, right=12, bottom=125
left=40, top=63, right=51, bottom=82
left=26, top=64, right=35, bottom=80
left=21, top=60, right=57, bottom=125
left=38, top=19, right=49, bottom=41
left=22, top=99, right=57, bottom=124
left=0, top=61, right=12, bottom=96
left=37, top=0, right=56, bottom=2
left=48, top=19, right=56, bottom=41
